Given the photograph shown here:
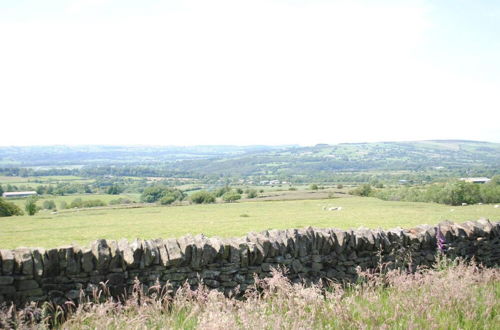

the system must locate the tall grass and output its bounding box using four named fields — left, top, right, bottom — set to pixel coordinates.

left=1, top=261, right=499, bottom=329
